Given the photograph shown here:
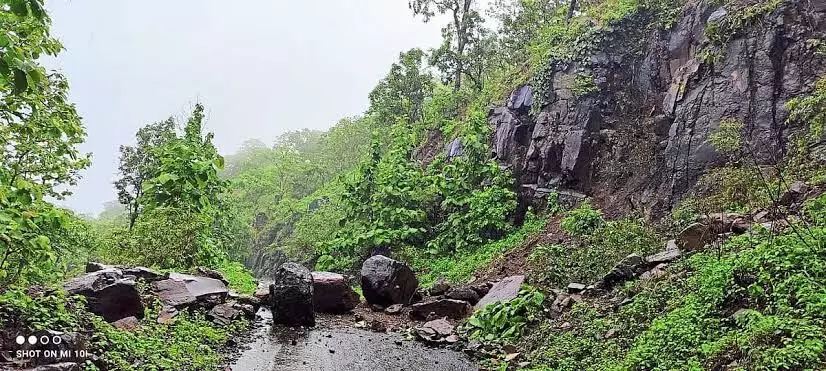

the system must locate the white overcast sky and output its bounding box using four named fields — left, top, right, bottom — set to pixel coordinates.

left=45, top=0, right=445, bottom=216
